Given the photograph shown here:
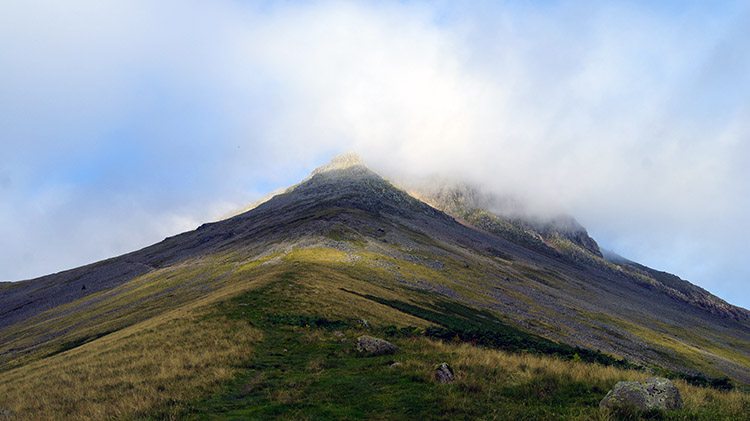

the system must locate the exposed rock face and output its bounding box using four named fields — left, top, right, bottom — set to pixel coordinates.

left=356, top=336, right=399, bottom=356
left=412, top=180, right=604, bottom=259
left=600, top=377, right=683, bottom=411
left=435, top=362, right=455, bottom=384
left=311, top=151, right=368, bottom=175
